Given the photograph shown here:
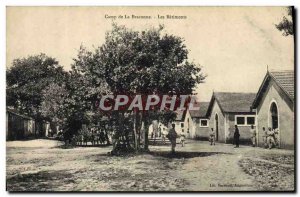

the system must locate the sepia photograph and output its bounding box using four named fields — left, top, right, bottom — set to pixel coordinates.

left=5, top=6, right=295, bottom=192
